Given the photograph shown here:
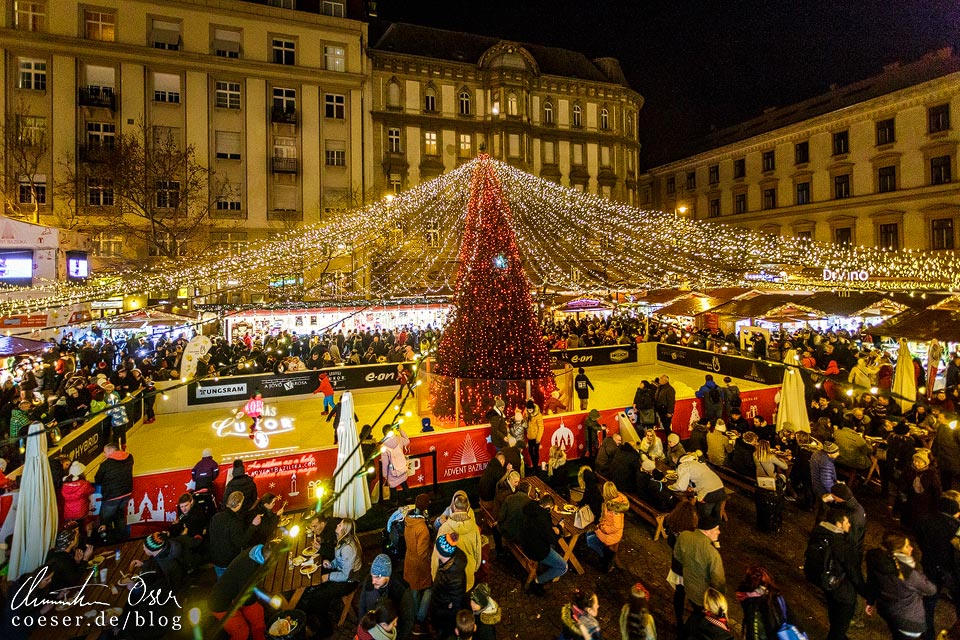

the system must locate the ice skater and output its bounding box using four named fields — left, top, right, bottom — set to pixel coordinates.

left=244, top=391, right=264, bottom=439
left=313, top=371, right=336, bottom=414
